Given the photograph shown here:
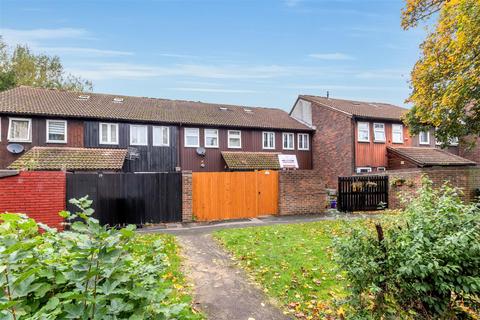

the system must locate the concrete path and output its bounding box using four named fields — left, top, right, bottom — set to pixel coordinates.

left=179, top=233, right=291, bottom=320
